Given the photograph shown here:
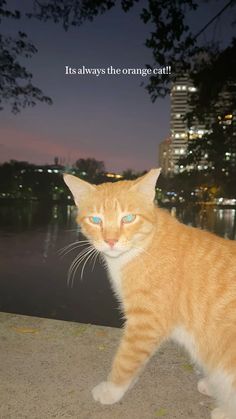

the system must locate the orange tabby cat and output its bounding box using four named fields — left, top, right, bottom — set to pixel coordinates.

left=64, top=169, right=236, bottom=419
